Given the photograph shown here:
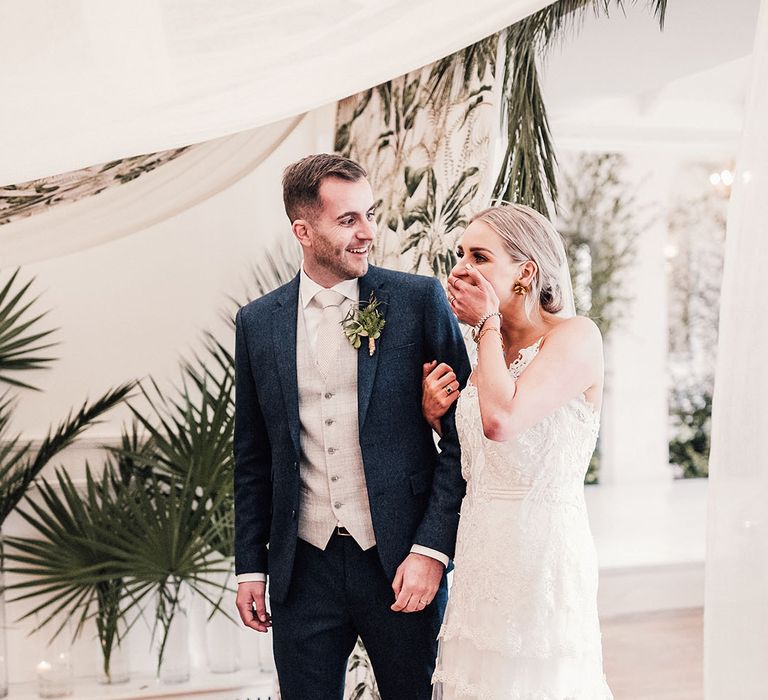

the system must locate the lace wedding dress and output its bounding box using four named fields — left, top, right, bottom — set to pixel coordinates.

left=432, top=339, right=613, bottom=699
